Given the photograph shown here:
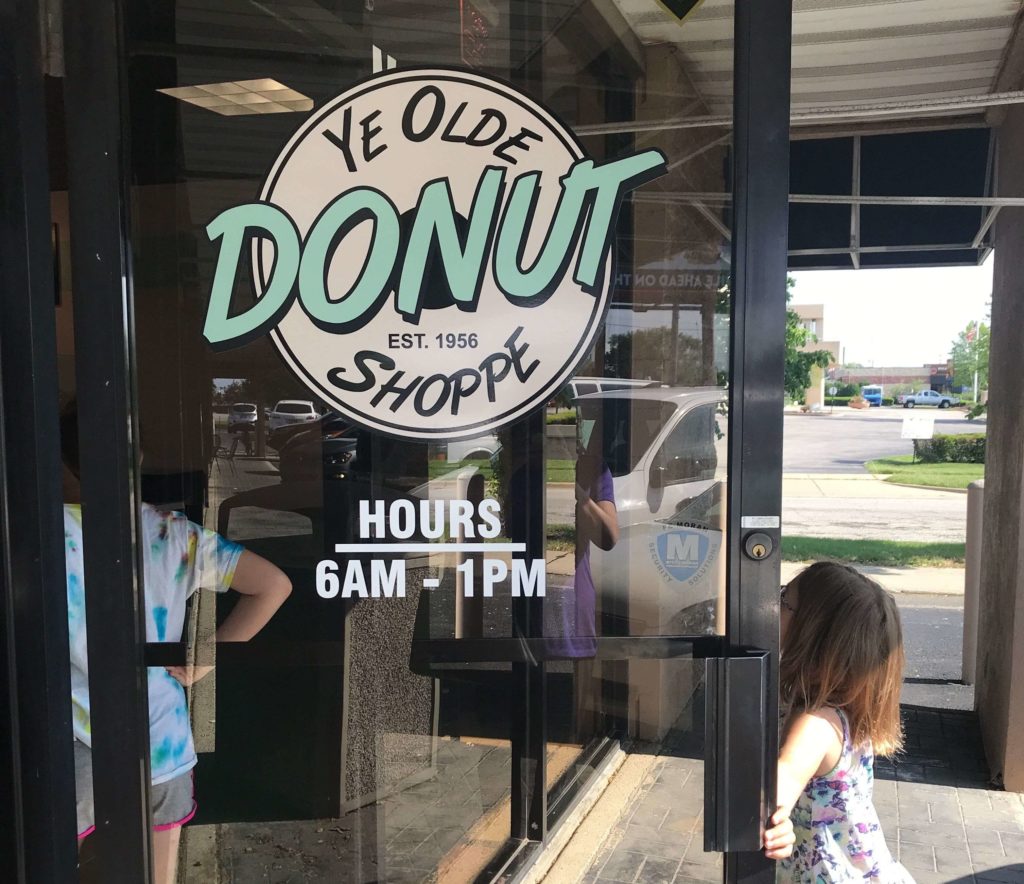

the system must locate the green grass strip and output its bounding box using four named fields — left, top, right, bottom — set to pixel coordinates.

left=782, top=536, right=965, bottom=568
left=865, top=455, right=983, bottom=490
